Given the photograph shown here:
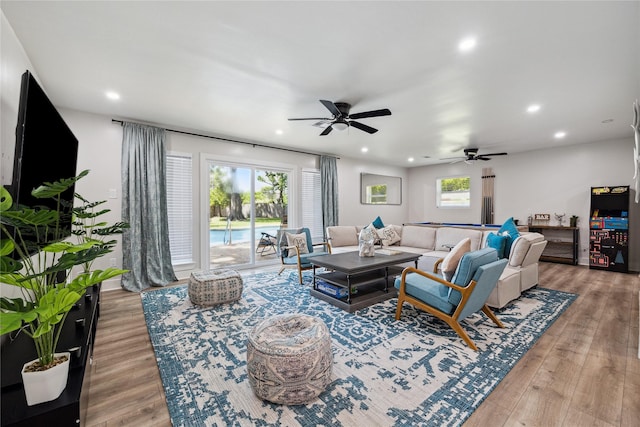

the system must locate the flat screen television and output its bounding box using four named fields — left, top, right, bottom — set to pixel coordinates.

left=7, top=70, right=79, bottom=253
